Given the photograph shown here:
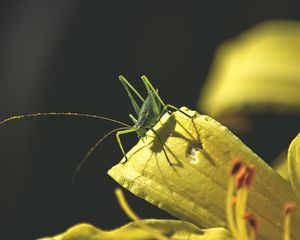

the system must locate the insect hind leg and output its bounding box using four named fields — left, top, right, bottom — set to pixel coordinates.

left=119, top=76, right=144, bottom=116
left=140, top=75, right=195, bottom=119
left=141, top=75, right=166, bottom=108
